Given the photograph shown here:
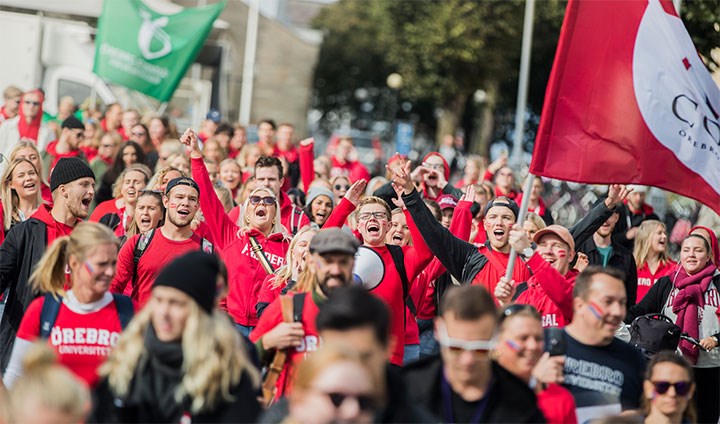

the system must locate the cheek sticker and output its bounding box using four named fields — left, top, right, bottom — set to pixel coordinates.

left=504, top=340, right=521, bottom=352
left=587, top=301, right=604, bottom=320
left=84, top=262, right=95, bottom=274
